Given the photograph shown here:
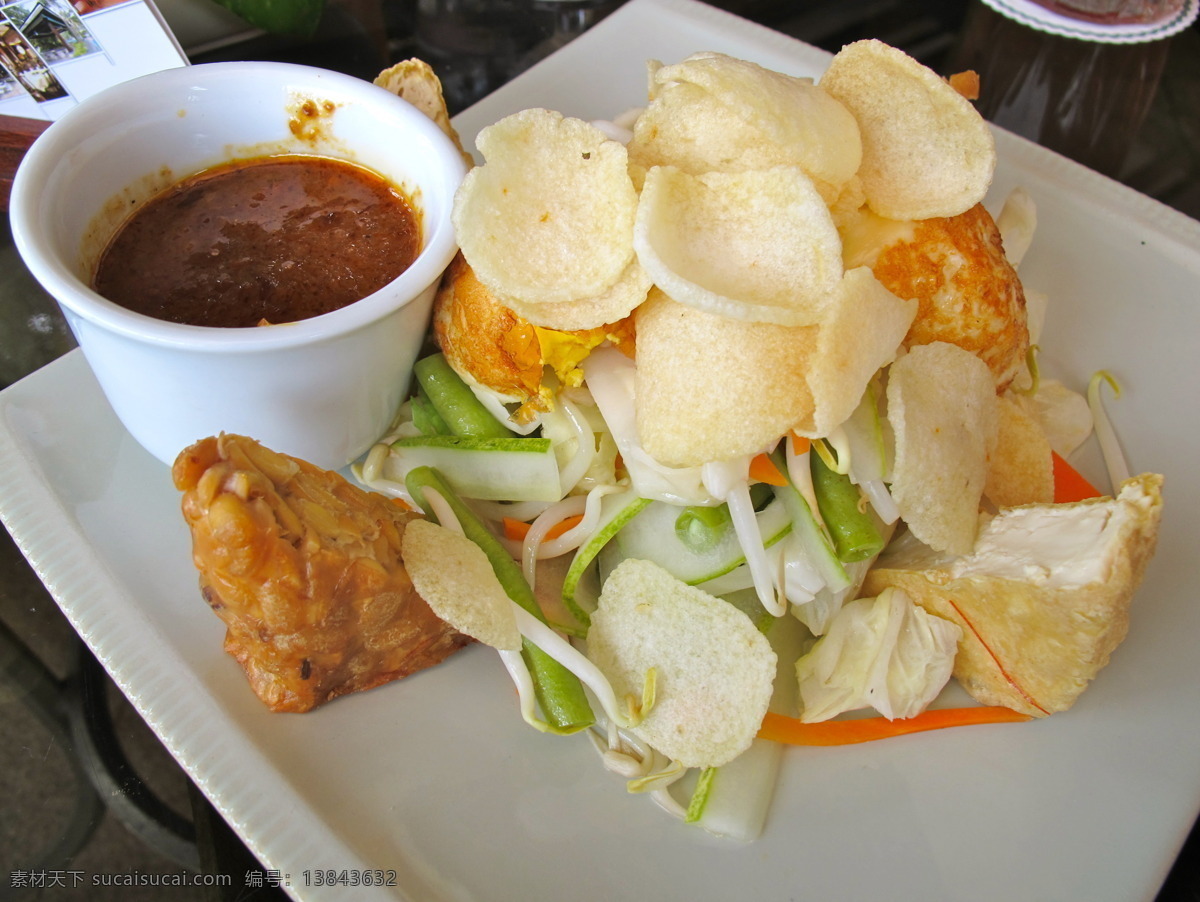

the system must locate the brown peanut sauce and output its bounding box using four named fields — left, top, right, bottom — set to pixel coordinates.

left=93, top=155, right=420, bottom=328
